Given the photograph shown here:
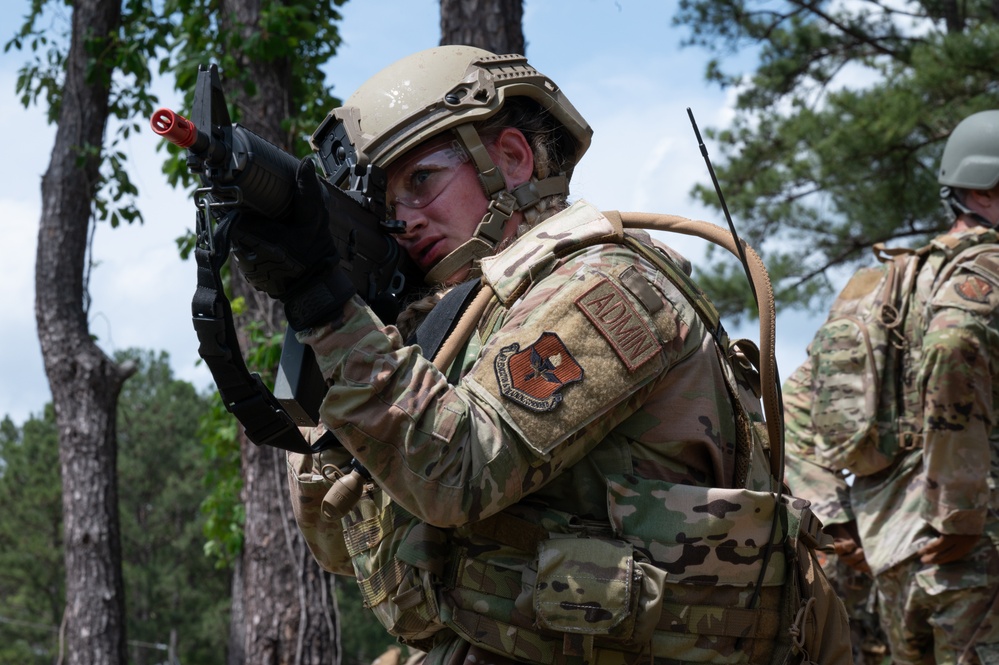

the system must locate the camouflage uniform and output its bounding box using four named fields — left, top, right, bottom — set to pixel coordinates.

left=291, top=200, right=850, bottom=665
left=784, top=365, right=888, bottom=665
left=785, top=226, right=999, bottom=665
